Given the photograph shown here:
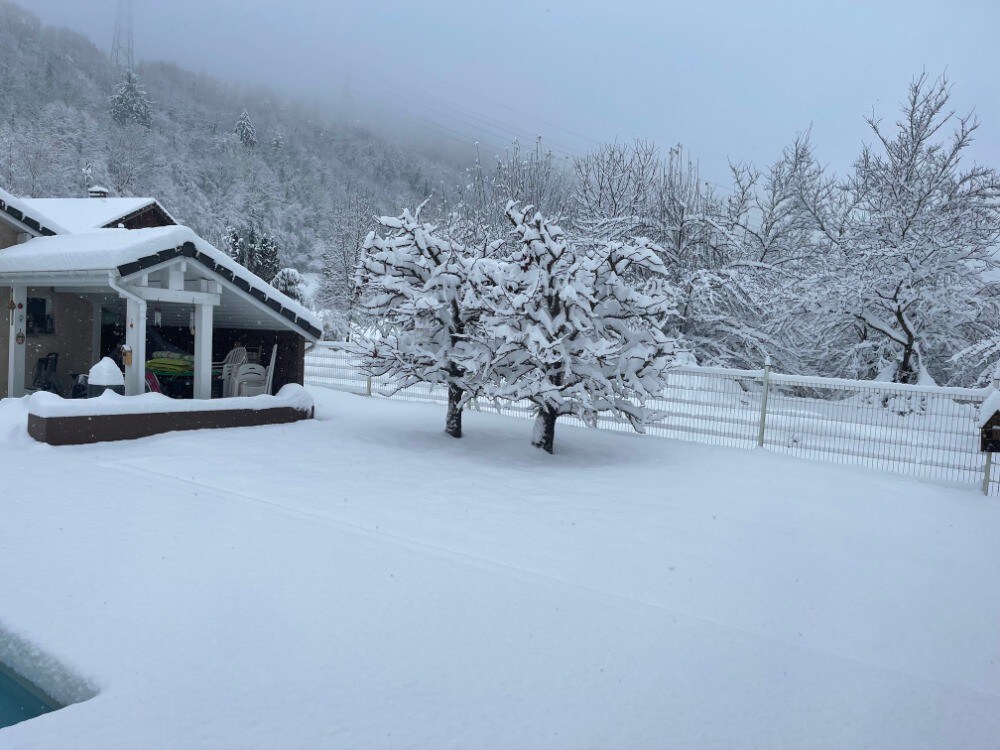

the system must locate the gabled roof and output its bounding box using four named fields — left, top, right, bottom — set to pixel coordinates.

left=0, top=225, right=322, bottom=340
left=0, top=186, right=67, bottom=236
left=18, top=197, right=176, bottom=232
